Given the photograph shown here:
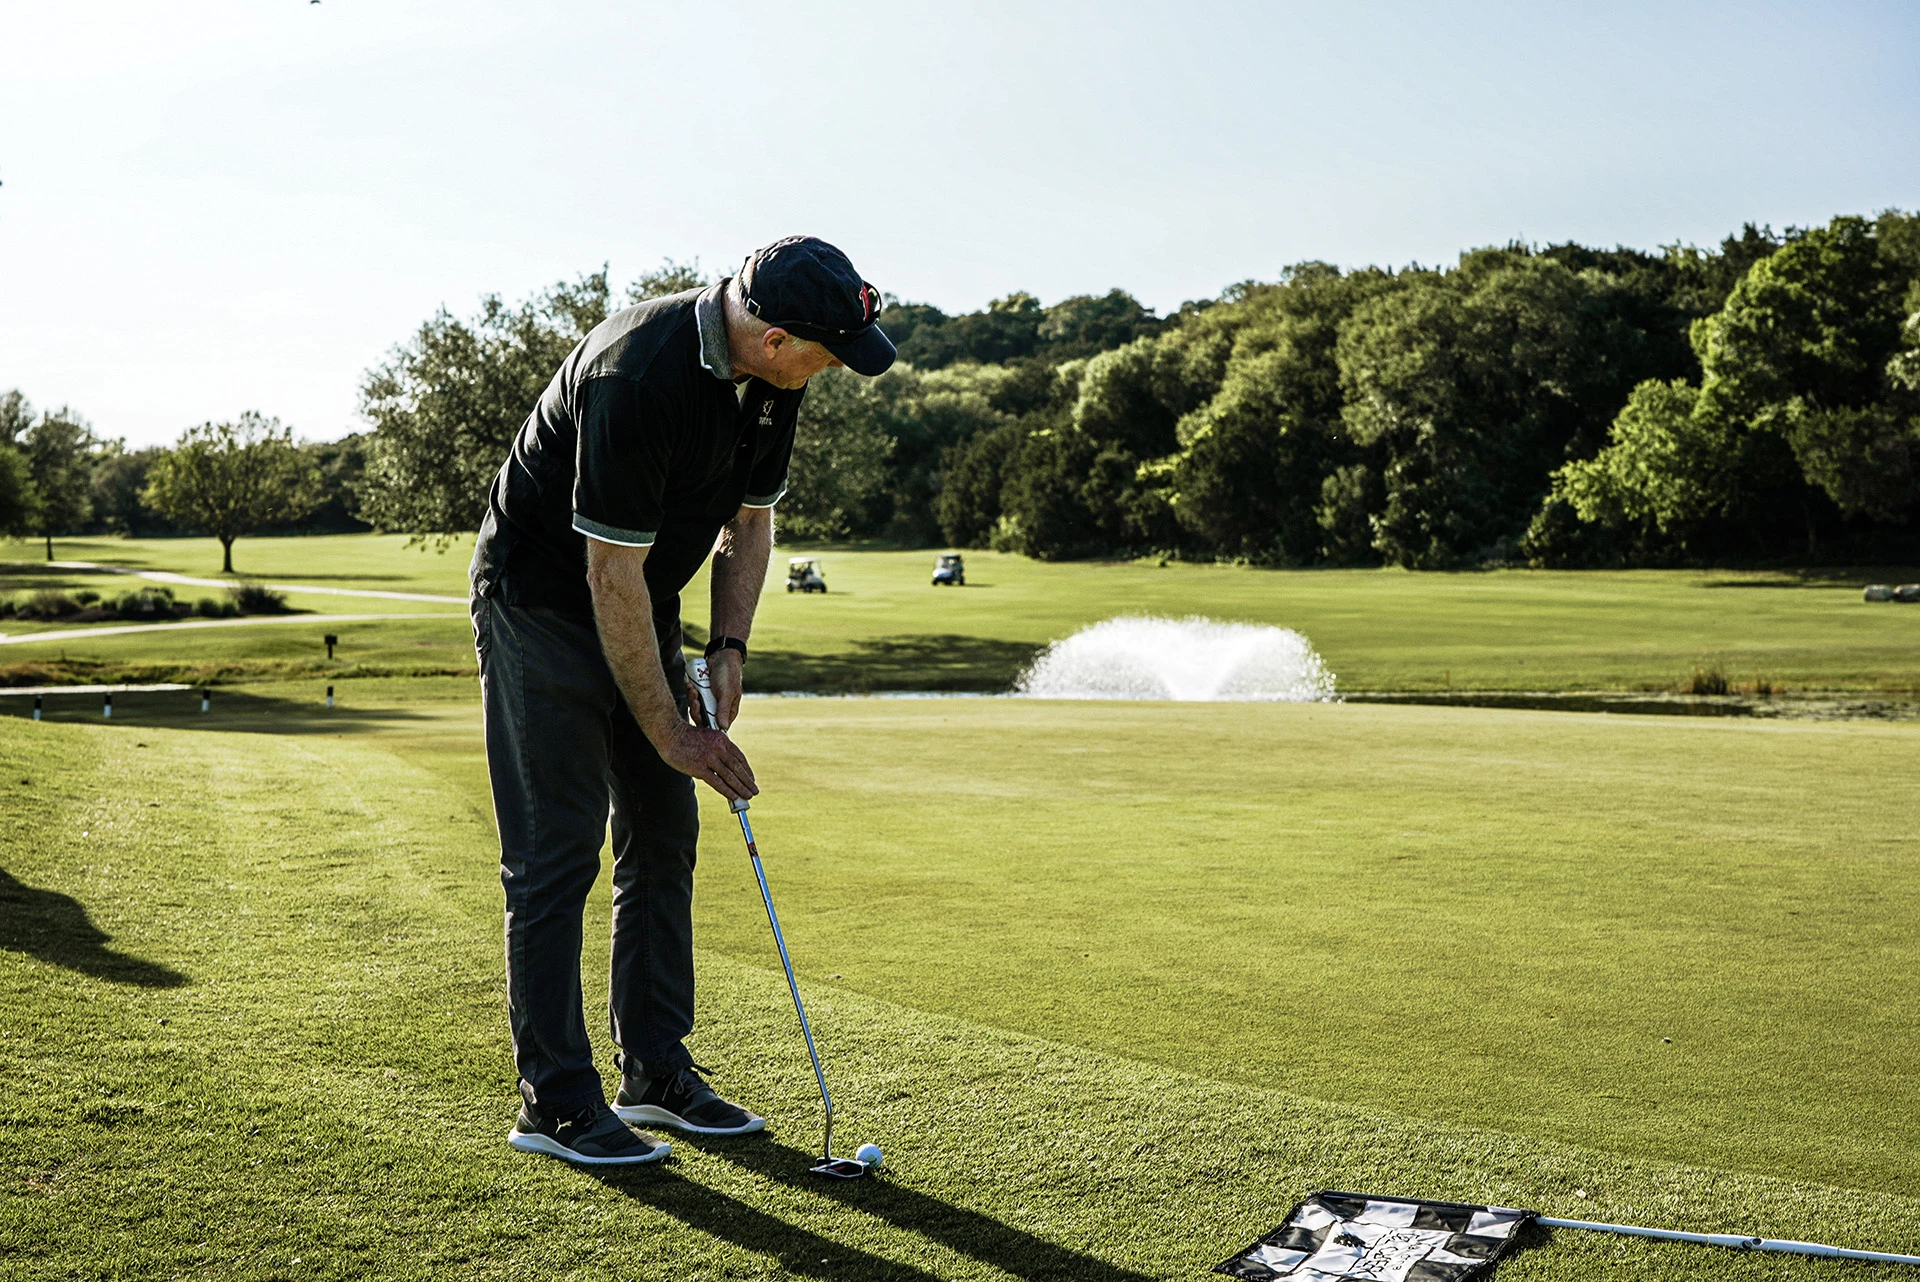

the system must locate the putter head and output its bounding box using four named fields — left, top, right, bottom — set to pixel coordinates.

left=810, top=1157, right=871, bottom=1179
